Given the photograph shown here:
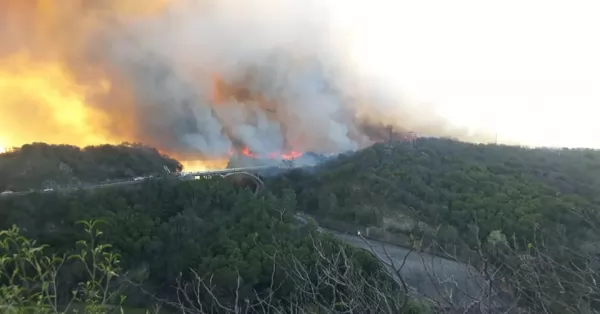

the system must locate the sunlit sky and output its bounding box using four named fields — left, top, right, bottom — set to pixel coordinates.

left=330, top=0, right=600, bottom=148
